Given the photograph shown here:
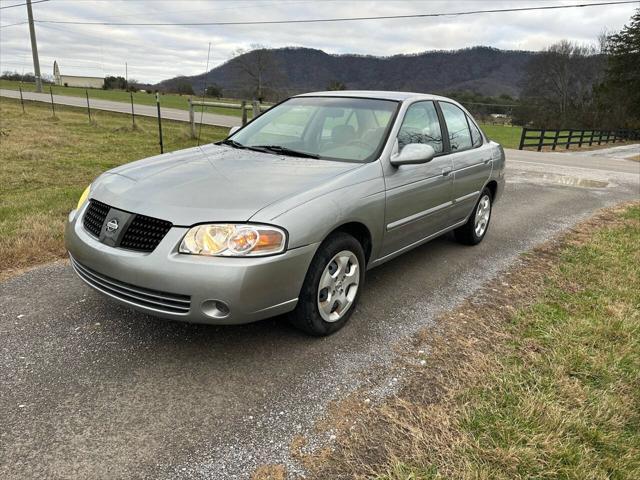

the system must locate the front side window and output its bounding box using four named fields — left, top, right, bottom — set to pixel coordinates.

left=440, top=102, right=472, bottom=152
left=229, top=97, right=399, bottom=163
left=397, top=101, right=443, bottom=153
